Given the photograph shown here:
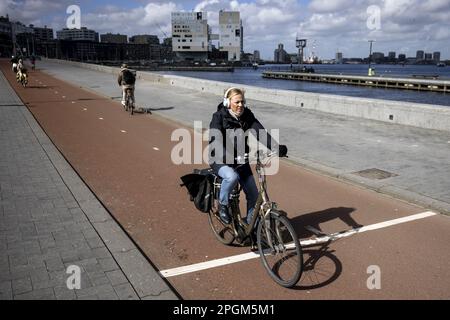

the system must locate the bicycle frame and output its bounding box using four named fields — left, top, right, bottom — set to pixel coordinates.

left=215, top=152, right=280, bottom=240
